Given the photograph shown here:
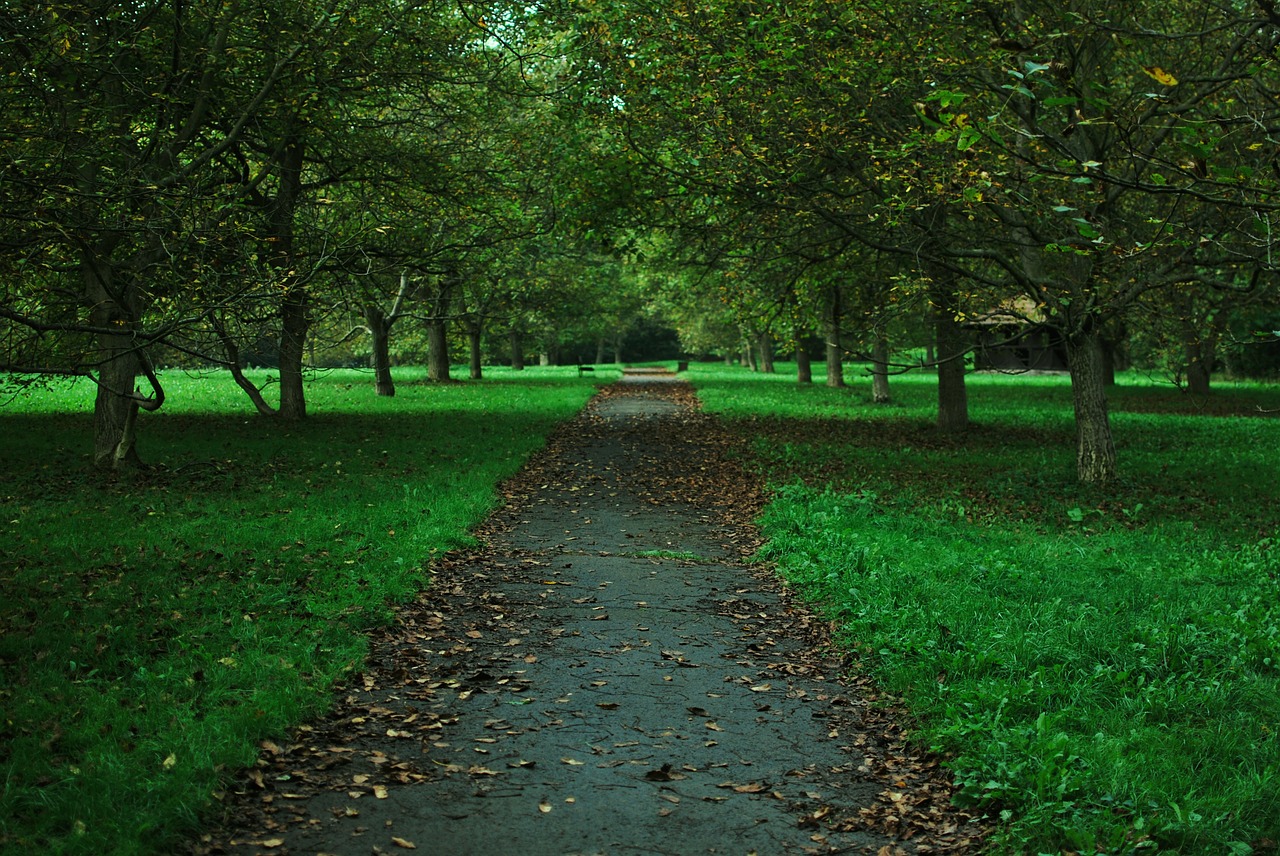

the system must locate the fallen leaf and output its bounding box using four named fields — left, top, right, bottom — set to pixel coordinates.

left=596, top=702, right=620, bottom=710
left=644, top=764, right=687, bottom=782
left=259, top=838, right=285, bottom=848
left=538, top=801, right=552, bottom=814
left=560, top=757, right=585, bottom=766
left=391, top=836, right=416, bottom=849
left=705, top=721, right=724, bottom=732
left=373, top=785, right=389, bottom=799
left=733, top=782, right=767, bottom=793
